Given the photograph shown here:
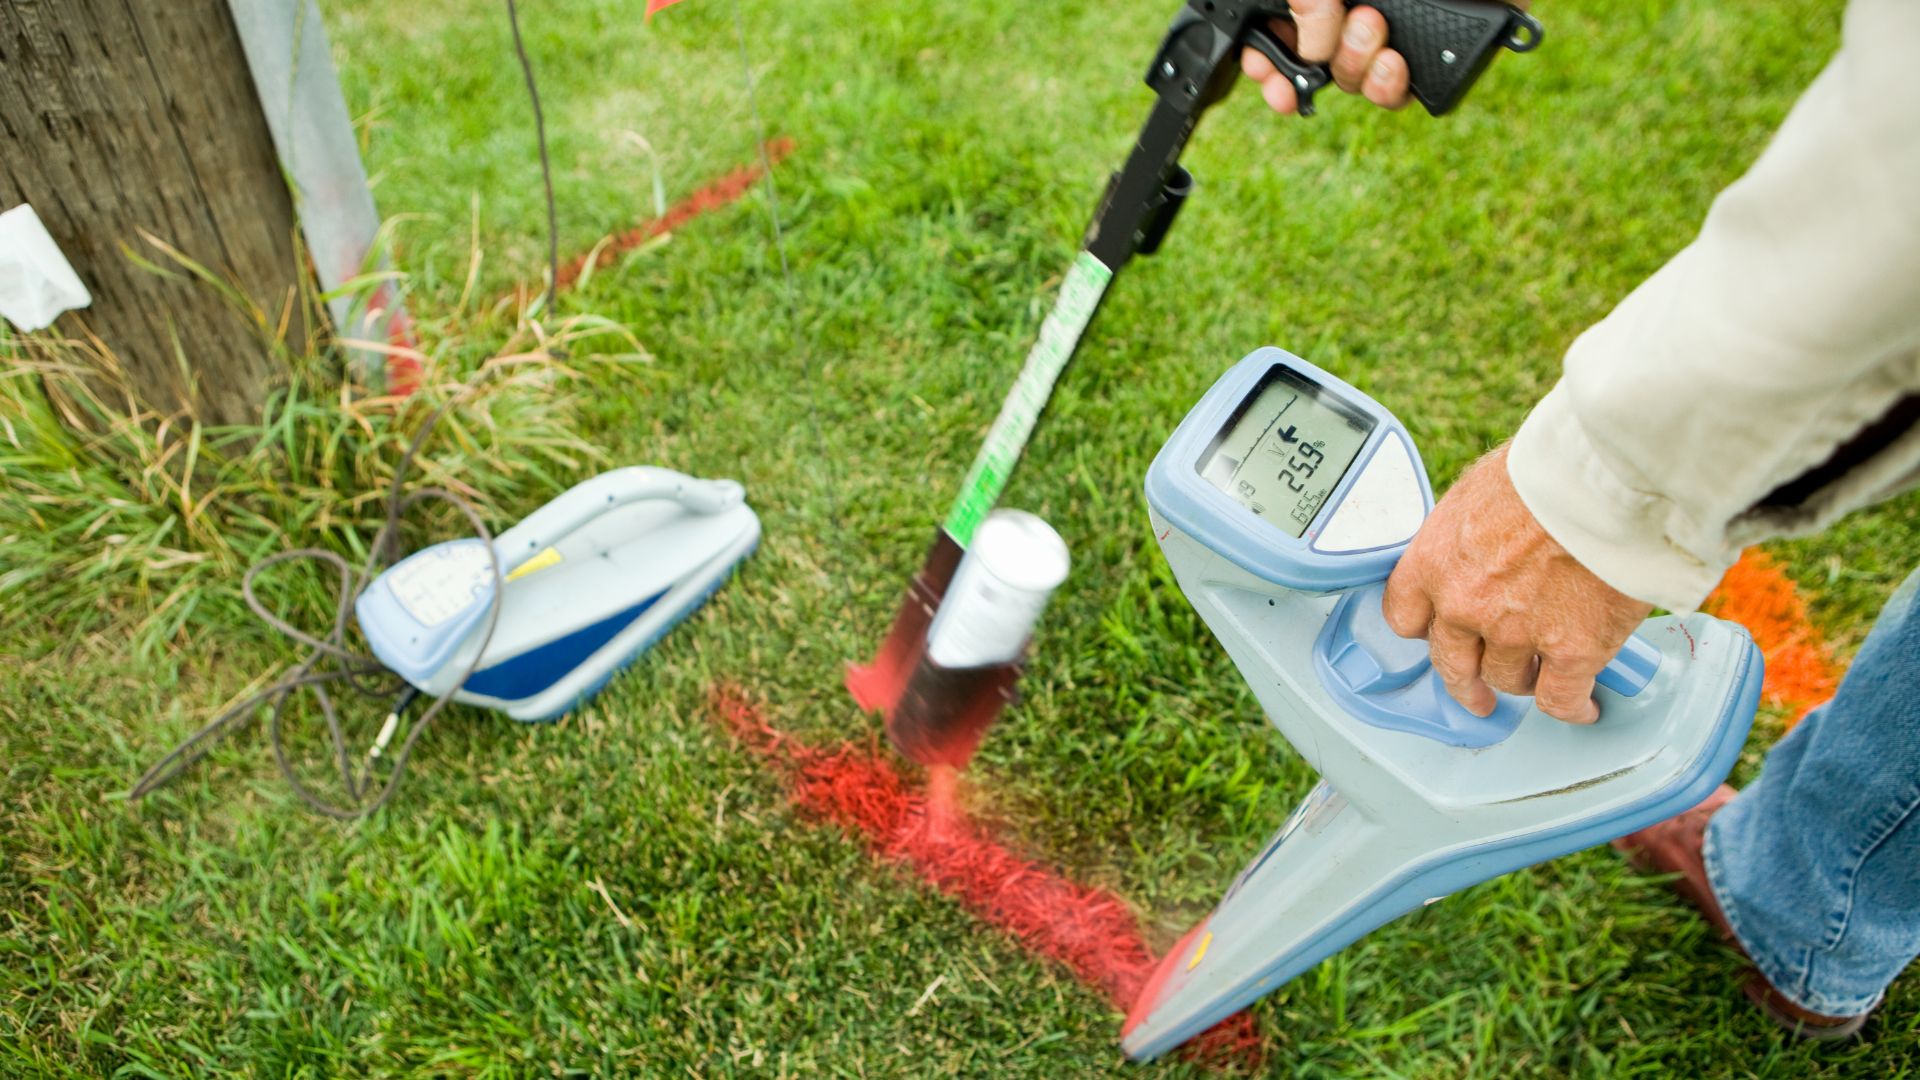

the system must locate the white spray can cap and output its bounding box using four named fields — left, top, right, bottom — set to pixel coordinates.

left=925, top=510, right=1070, bottom=669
